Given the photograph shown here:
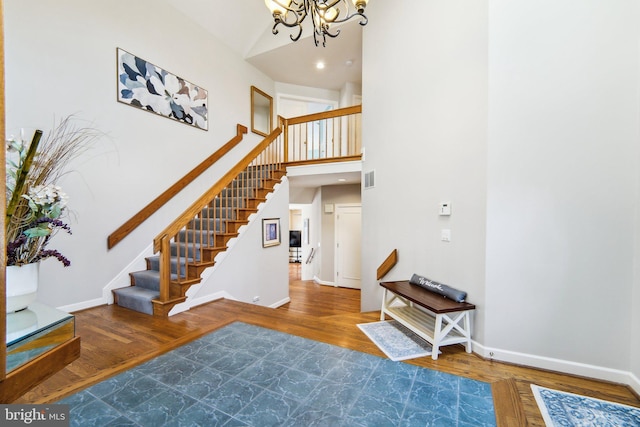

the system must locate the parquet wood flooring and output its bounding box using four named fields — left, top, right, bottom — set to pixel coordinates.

left=12, top=265, right=640, bottom=426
